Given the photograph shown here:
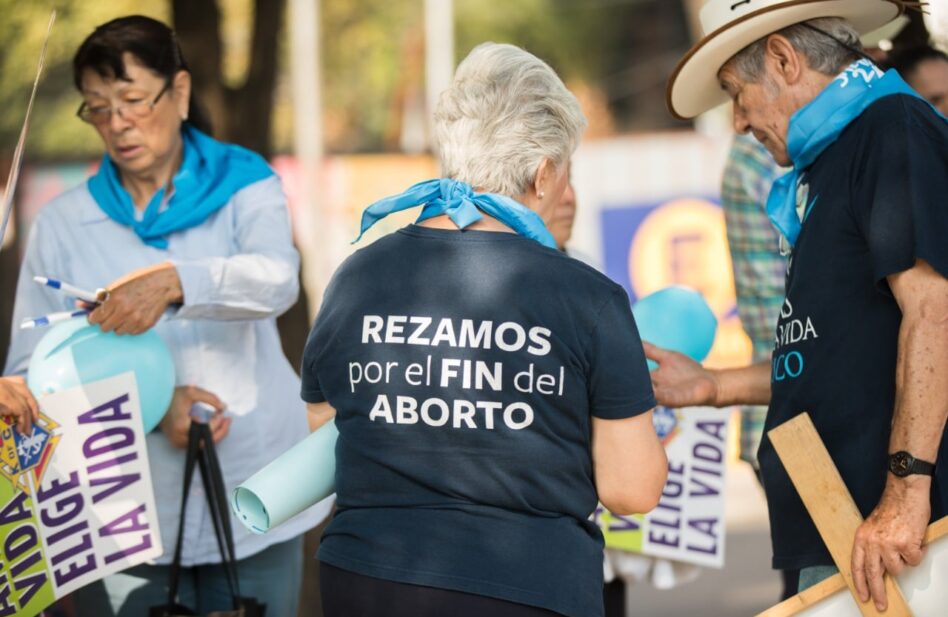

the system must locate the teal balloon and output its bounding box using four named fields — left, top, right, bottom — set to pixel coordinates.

left=27, top=319, right=175, bottom=432
left=632, top=286, right=717, bottom=368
